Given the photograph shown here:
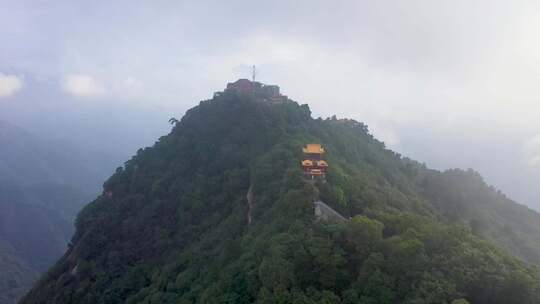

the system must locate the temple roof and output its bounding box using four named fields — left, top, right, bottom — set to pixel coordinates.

left=303, top=144, right=325, bottom=154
